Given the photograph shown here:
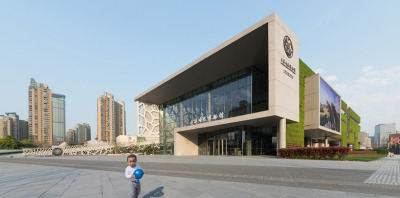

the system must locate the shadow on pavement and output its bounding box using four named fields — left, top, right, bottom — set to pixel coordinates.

left=142, top=186, right=164, bottom=198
